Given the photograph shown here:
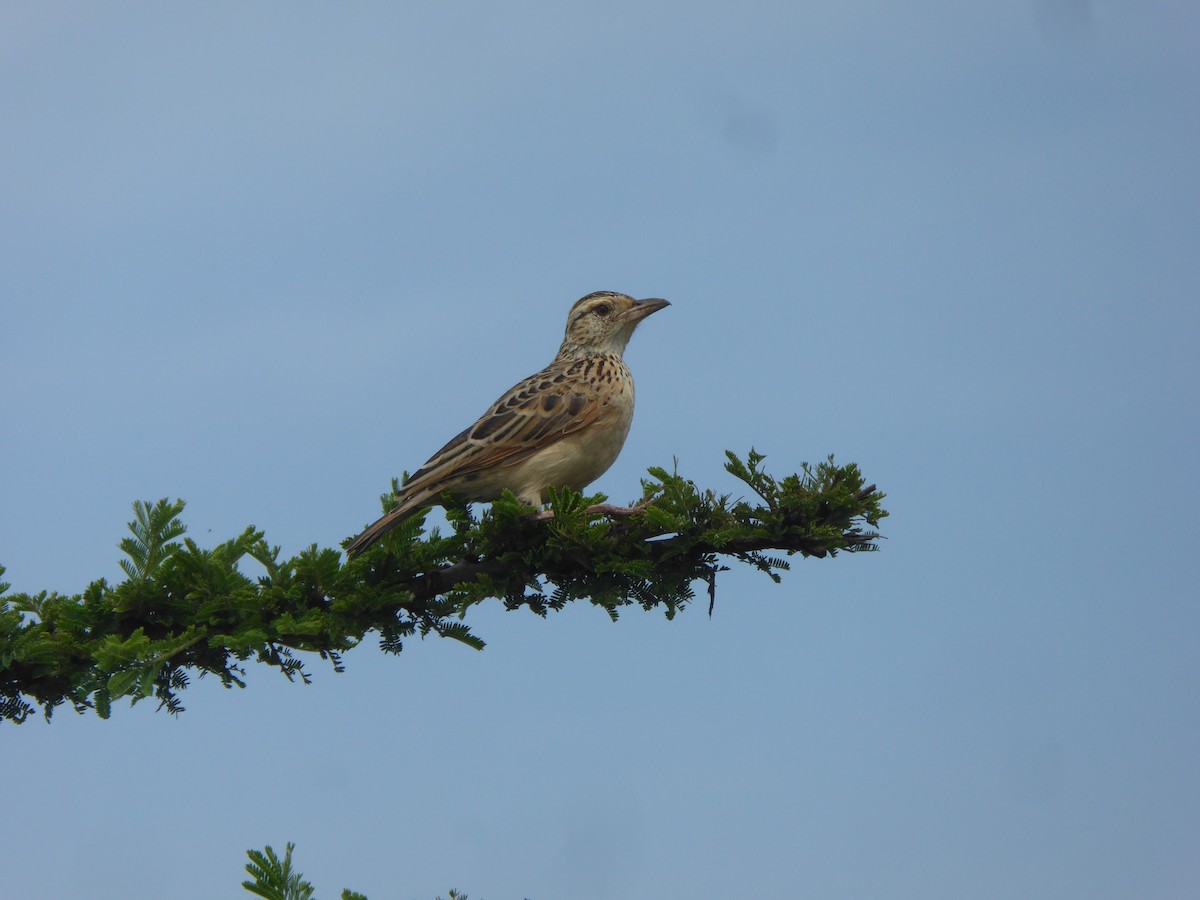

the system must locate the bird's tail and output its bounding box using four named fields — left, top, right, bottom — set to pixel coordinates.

left=344, top=488, right=437, bottom=558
